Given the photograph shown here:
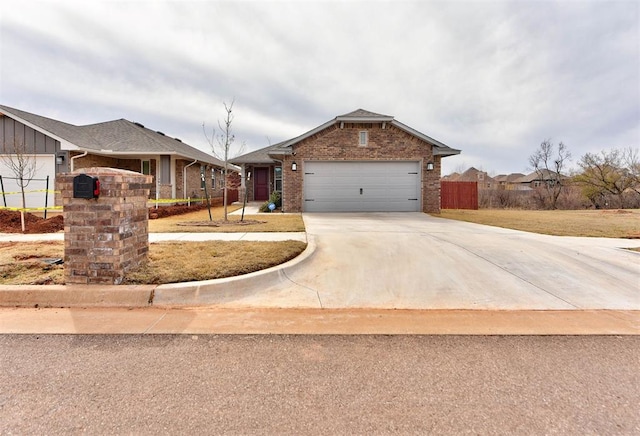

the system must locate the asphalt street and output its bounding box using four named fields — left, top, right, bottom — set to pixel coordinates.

left=1, top=335, right=638, bottom=435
